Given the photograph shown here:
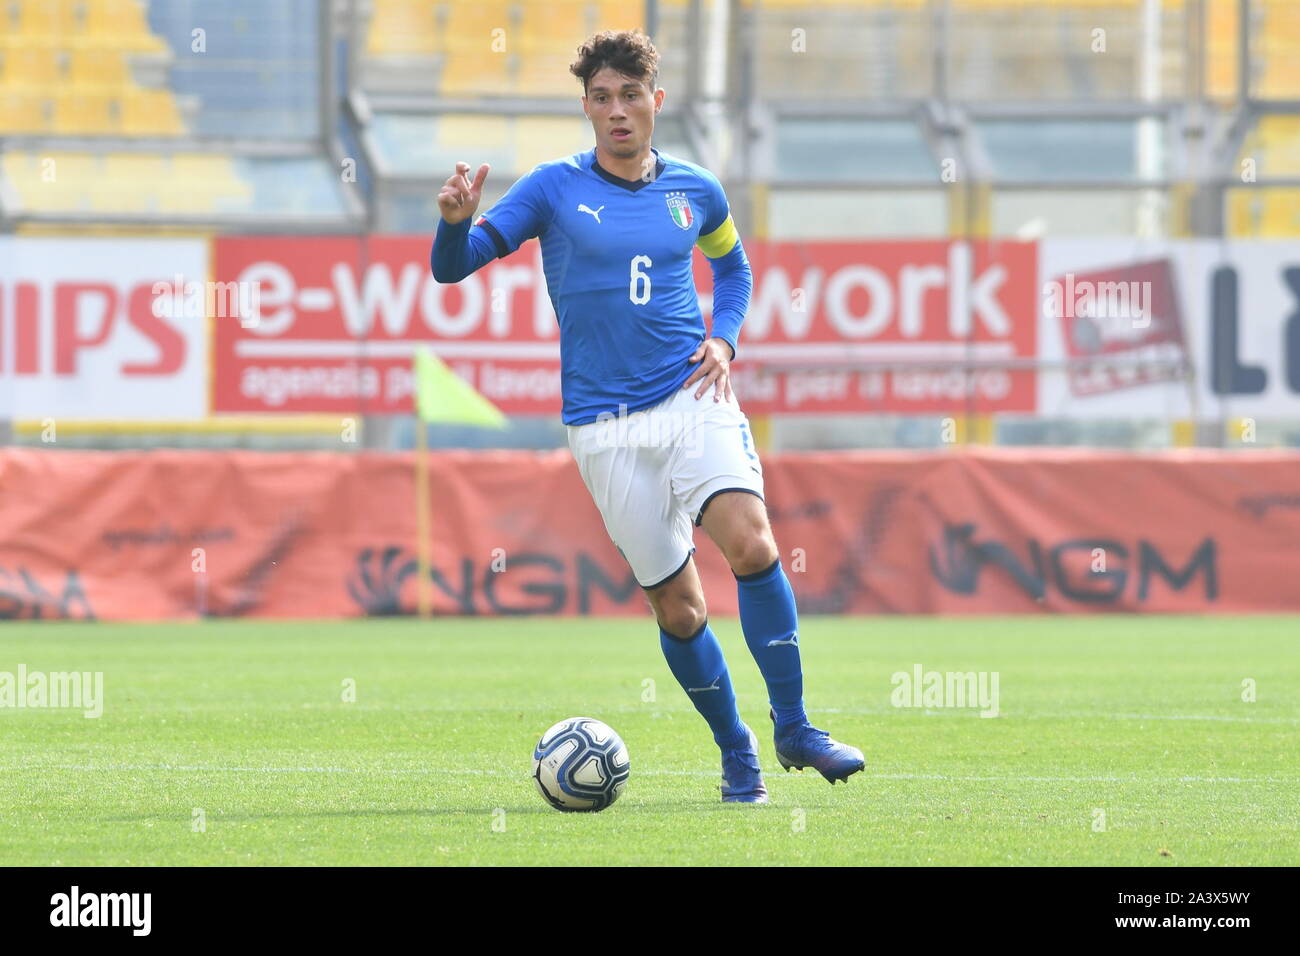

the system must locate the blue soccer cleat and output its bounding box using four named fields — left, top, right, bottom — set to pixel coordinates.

left=771, top=710, right=865, bottom=784
left=720, top=724, right=768, bottom=803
